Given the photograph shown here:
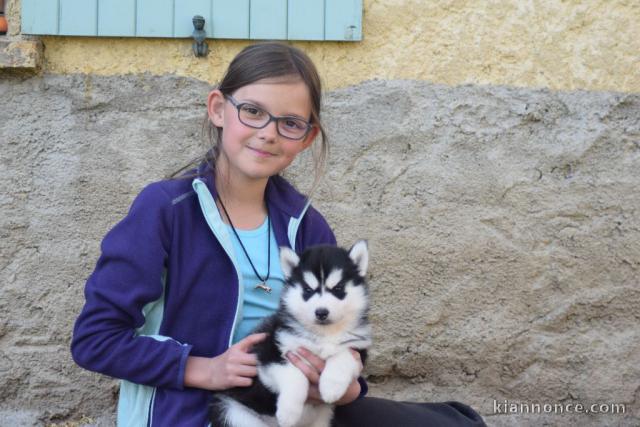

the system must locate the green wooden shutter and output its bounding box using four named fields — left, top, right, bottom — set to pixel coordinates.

left=22, top=0, right=59, bottom=35
left=175, top=0, right=213, bottom=37
left=250, top=0, right=287, bottom=39
left=325, top=0, right=361, bottom=41
left=288, top=0, right=324, bottom=41
left=60, top=0, right=98, bottom=36
left=21, top=0, right=362, bottom=41
left=98, top=0, right=136, bottom=37
left=136, top=0, right=173, bottom=37
left=212, top=0, right=249, bottom=38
